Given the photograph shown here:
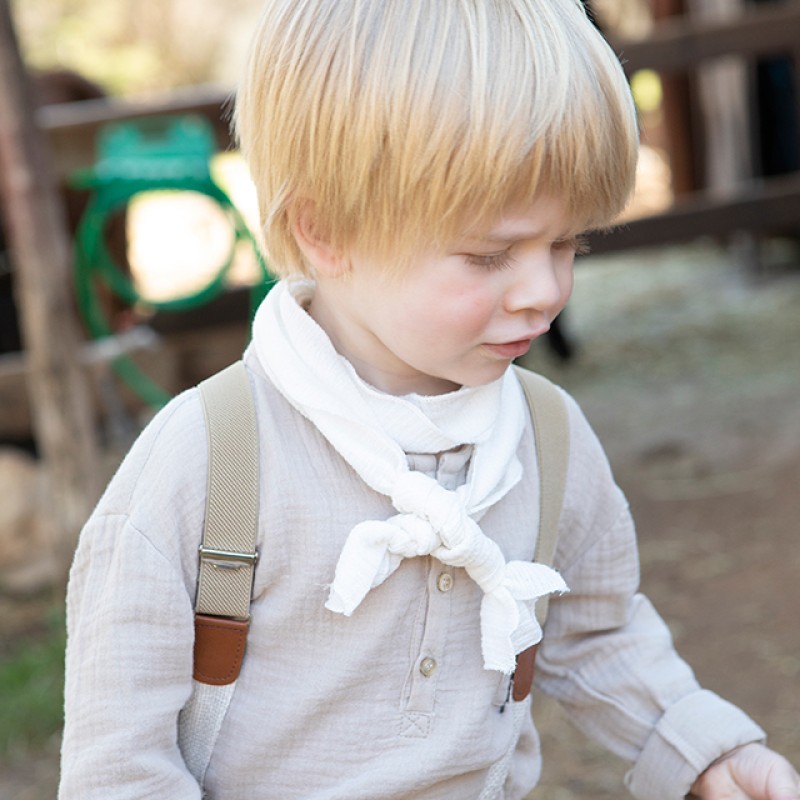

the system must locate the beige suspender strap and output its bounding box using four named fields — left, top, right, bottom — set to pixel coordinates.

left=178, top=362, right=259, bottom=783
left=193, top=361, right=260, bottom=685
left=513, top=365, right=570, bottom=624
left=510, top=365, right=570, bottom=702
